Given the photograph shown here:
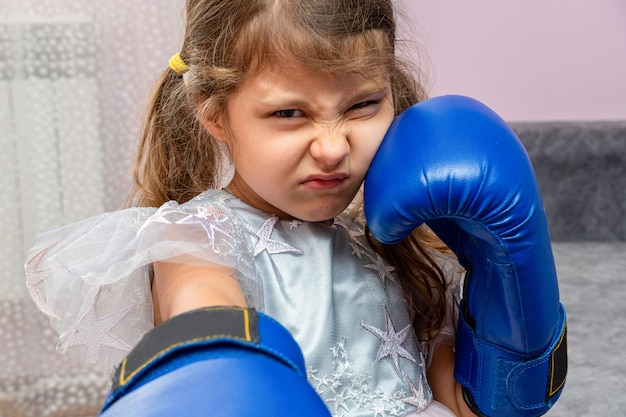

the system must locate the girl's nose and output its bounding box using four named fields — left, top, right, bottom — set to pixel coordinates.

left=310, top=125, right=350, bottom=168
